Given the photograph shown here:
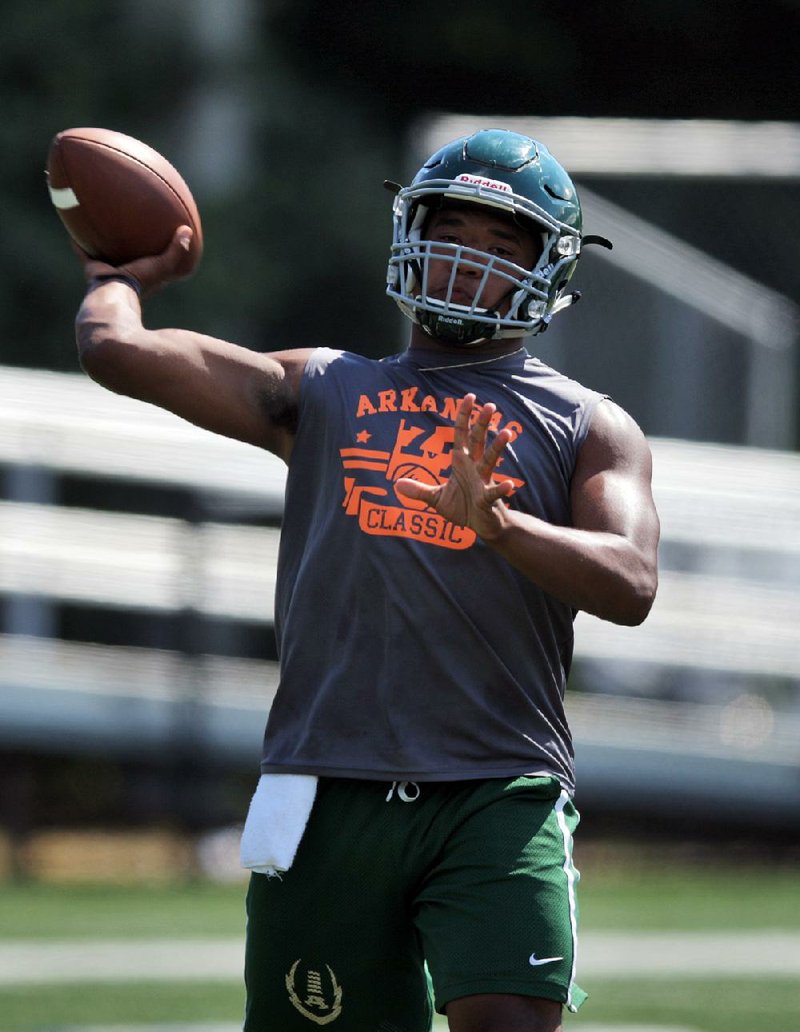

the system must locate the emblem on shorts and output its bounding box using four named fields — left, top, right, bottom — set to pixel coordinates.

left=285, top=959, right=343, bottom=1024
